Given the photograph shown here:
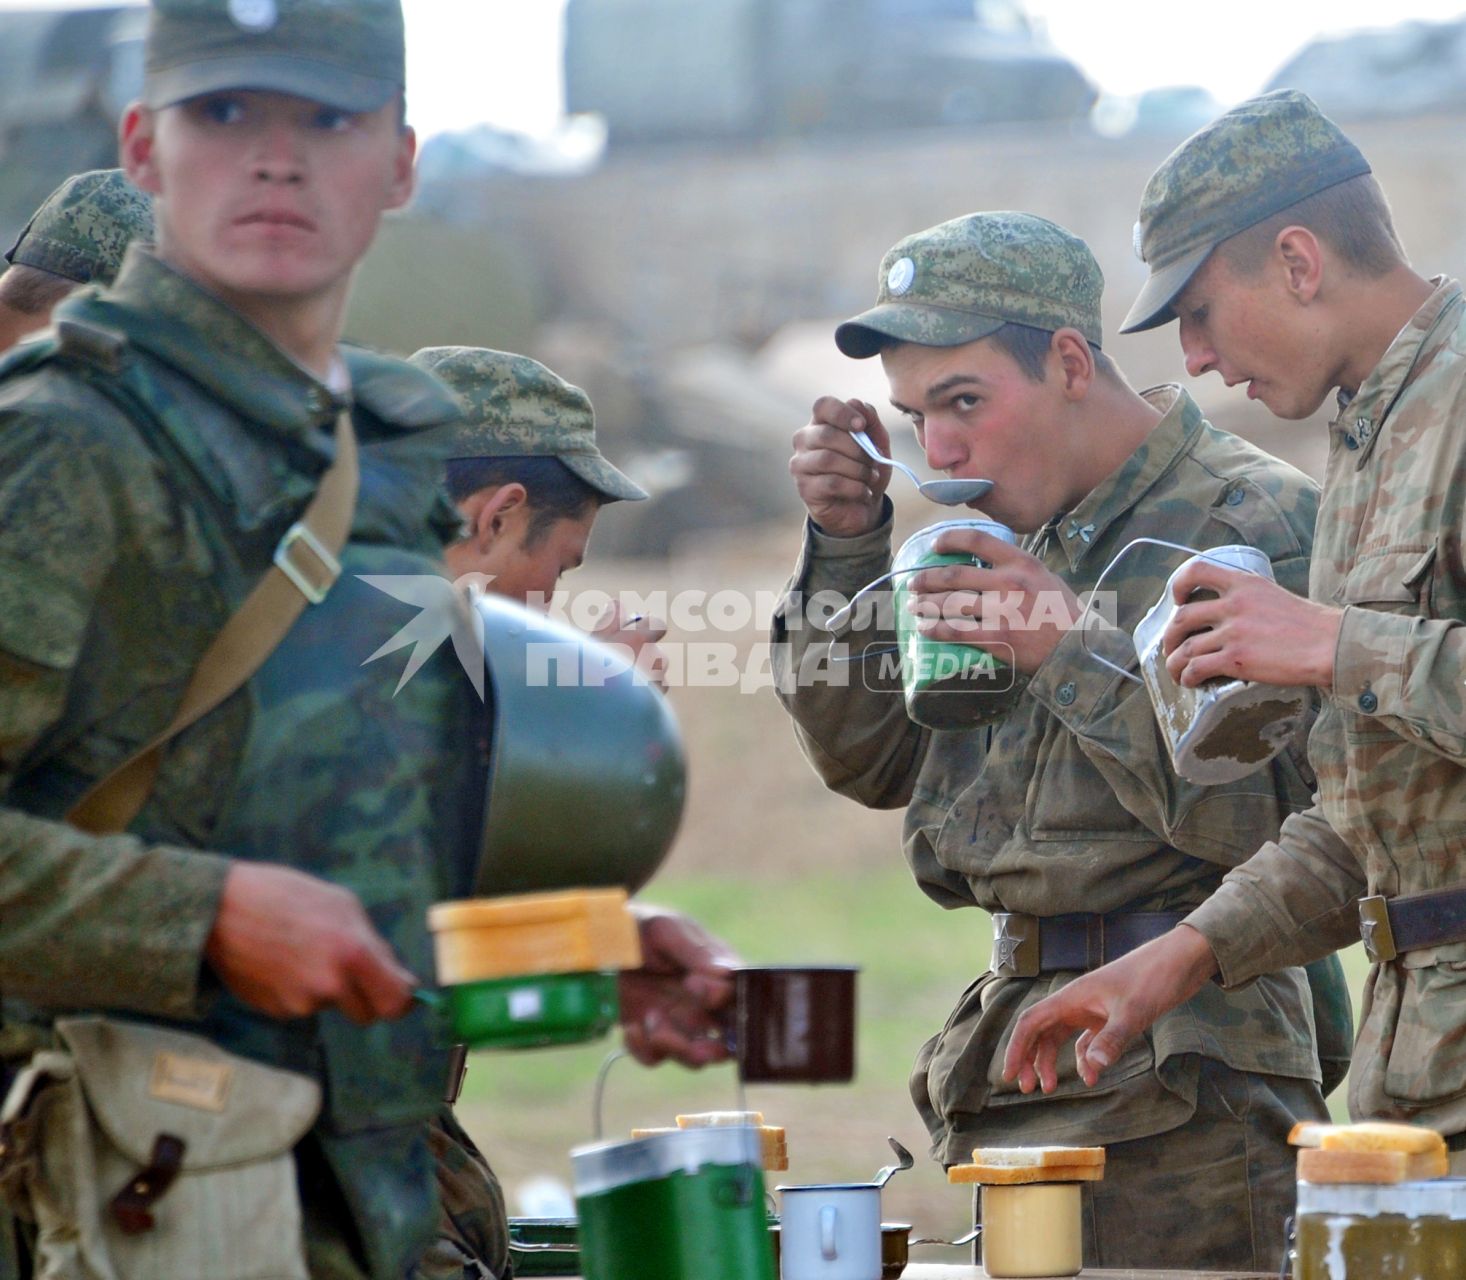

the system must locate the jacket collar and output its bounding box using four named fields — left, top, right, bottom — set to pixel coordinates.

left=67, top=246, right=461, bottom=443
left=1044, top=384, right=1202, bottom=573
left=1332, top=276, right=1464, bottom=469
